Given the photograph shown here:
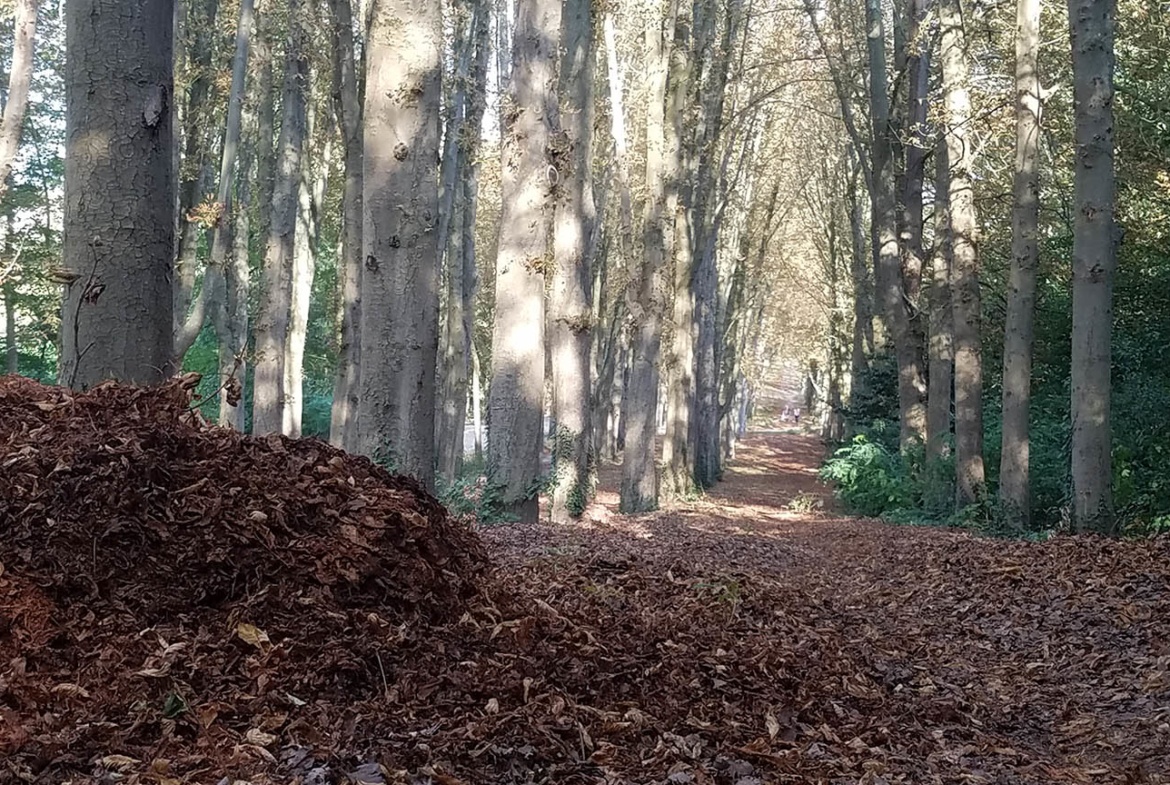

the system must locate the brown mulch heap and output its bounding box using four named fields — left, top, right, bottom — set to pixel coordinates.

left=2, top=380, right=1169, bottom=784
